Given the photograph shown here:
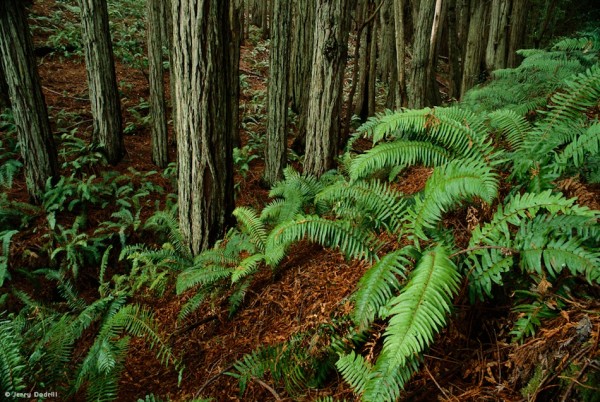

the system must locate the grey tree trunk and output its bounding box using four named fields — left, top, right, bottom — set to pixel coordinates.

left=379, top=1, right=397, bottom=108
left=79, top=0, right=124, bottom=165
left=485, top=0, right=510, bottom=72
left=304, top=0, right=355, bottom=177
left=264, top=0, right=292, bottom=185
left=0, top=0, right=58, bottom=203
left=230, top=0, right=243, bottom=149
left=289, top=0, right=316, bottom=153
left=507, top=0, right=528, bottom=68
left=407, top=0, right=436, bottom=108
left=460, top=0, right=489, bottom=95
left=147, top=0, right=169, bottom=168
left=394, top=0, right=407, bottom=107
left=0, top=61, right=9, bottom=110
left=172, top=0, right=235, bottom=255
left=447, top=0, right=462, bottom=99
